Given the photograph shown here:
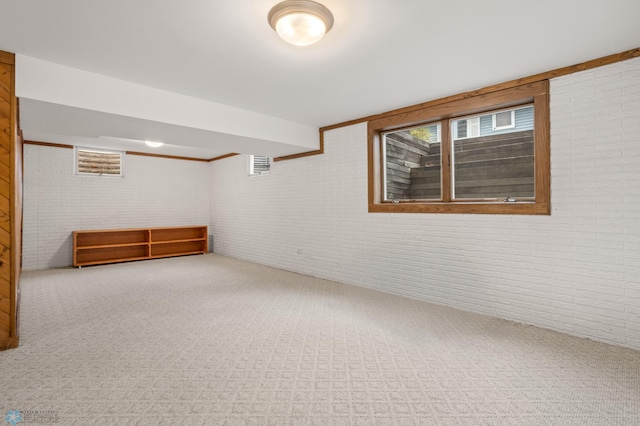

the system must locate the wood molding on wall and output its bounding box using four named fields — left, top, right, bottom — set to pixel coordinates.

left=23, top=140, right=211, bottom=163
left=20, top=46, right=640, bottom=171
left=23, top=140, right=73, bottom=149
left=208, top=153, right=239, bottom=162
left=0, top=49, right=19, bottom=350
left=196, top=48, right=640, bottom=165
left=207, top=130, right=325, bottom=164
left=273, top=131, right=324, bottom=162
left=321, top=47, right=640, bottom=133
